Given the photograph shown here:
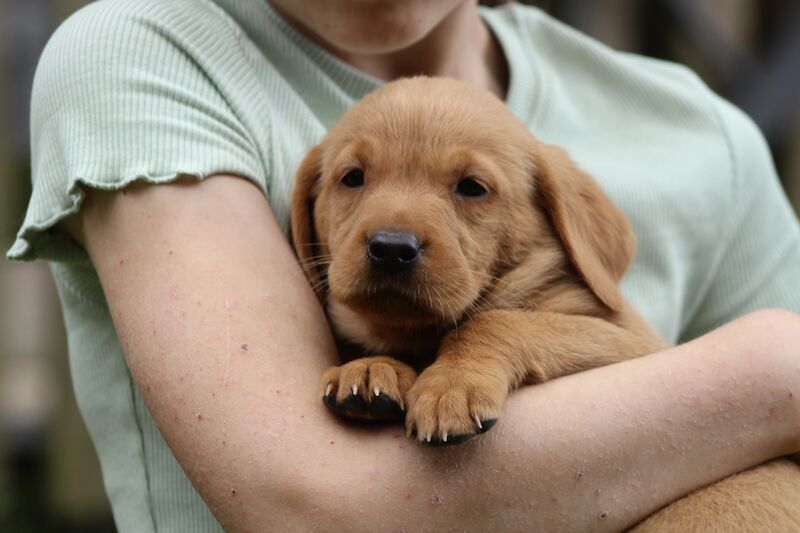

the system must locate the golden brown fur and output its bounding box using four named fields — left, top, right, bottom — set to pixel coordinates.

left=291, top=77, right=800, bottom=531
